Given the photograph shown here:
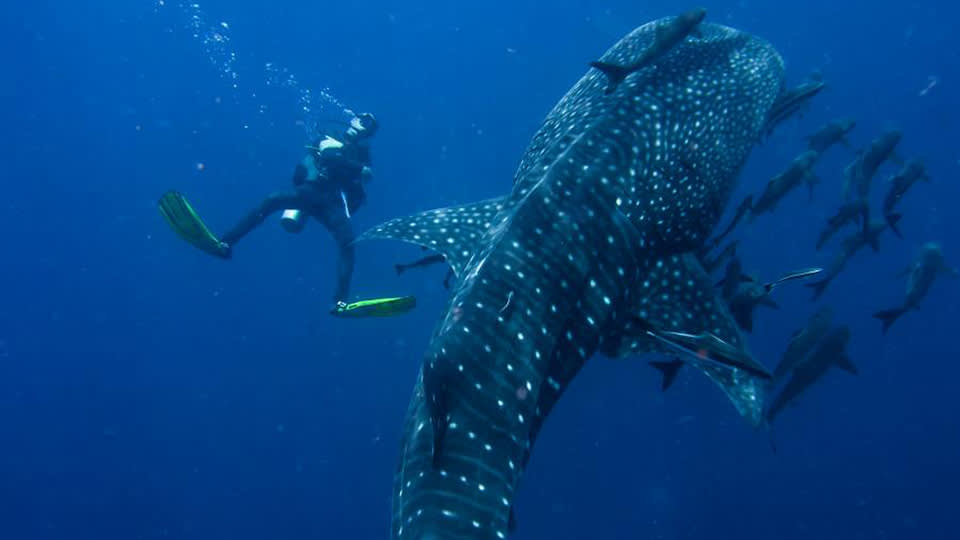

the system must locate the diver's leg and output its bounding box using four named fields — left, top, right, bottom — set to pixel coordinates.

left=322, top=208, right=356, bottom=304
left=220, top=191, right=300, bottom=246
